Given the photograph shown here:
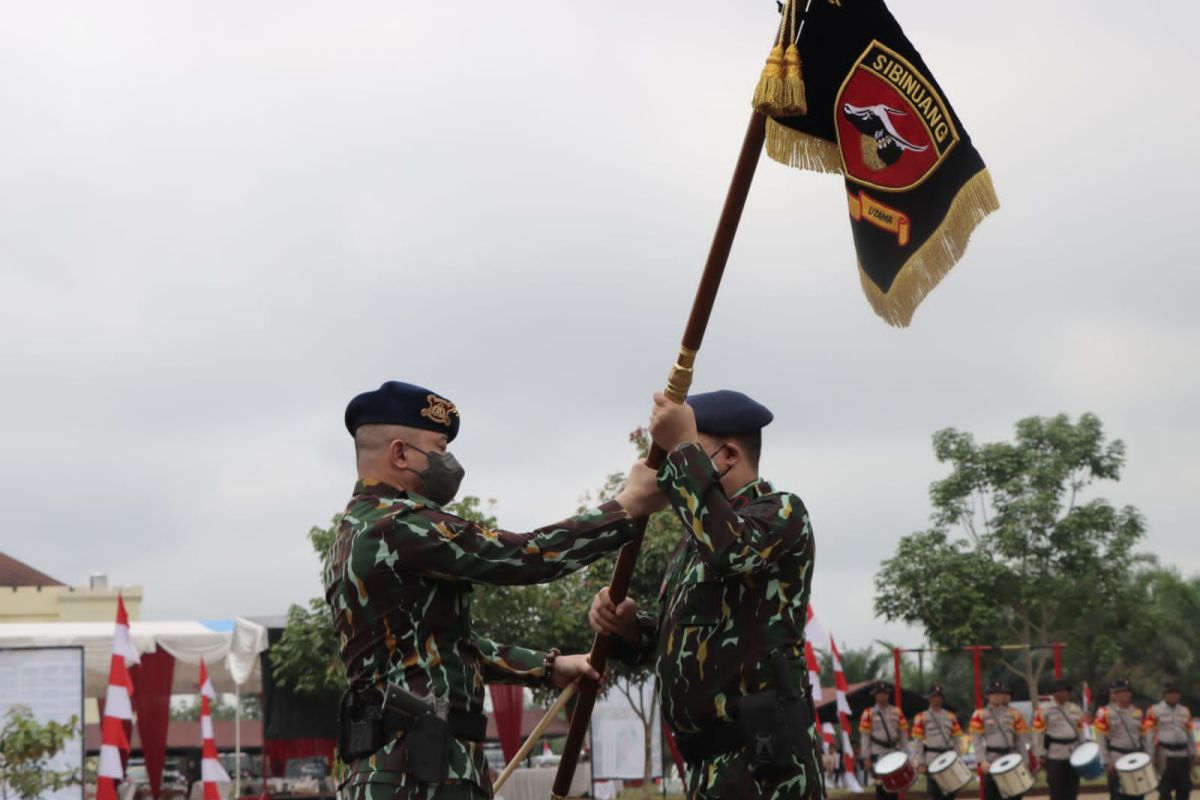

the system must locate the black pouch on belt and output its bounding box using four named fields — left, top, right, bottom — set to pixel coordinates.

left=338, top=689, right=384, bottom=762
left=738, top=651, right=814, bottom=779
left=380, top=683, right=452, bottom=785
